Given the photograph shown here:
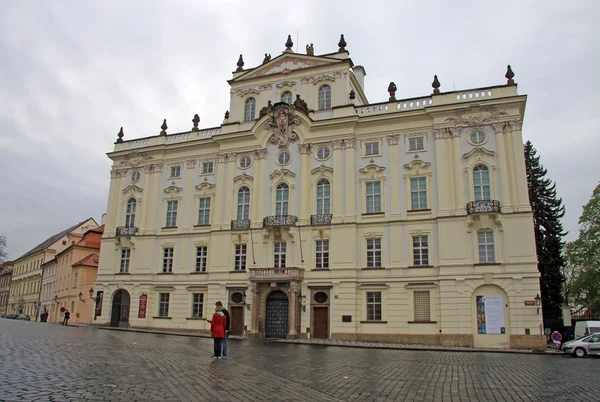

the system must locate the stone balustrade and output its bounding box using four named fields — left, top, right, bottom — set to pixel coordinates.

left=248, top=267, right=304, bottom=282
